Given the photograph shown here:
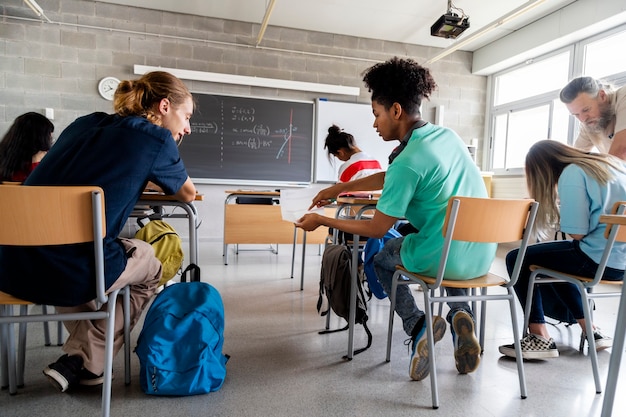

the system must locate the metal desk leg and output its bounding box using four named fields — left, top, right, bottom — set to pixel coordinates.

left=291, top=226, right=297, bottom=278
left=601, top=278, right=626, bottom=417
left=346, top=233, right=359, bottom=360
left=172, top=201, right=199, bottom=266
left=187, top=203, right=198, bottom=265
left=300, top=231, right=307, bottom=291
